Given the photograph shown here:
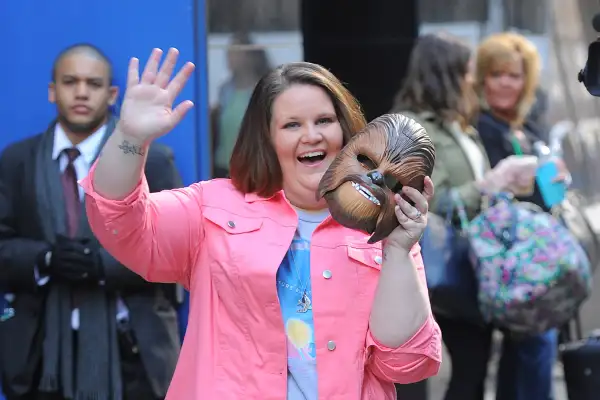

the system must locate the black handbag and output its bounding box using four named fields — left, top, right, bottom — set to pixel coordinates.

left=560, top=312, right=600, bottom=400
left=421, top=190, right=483, bottom=325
